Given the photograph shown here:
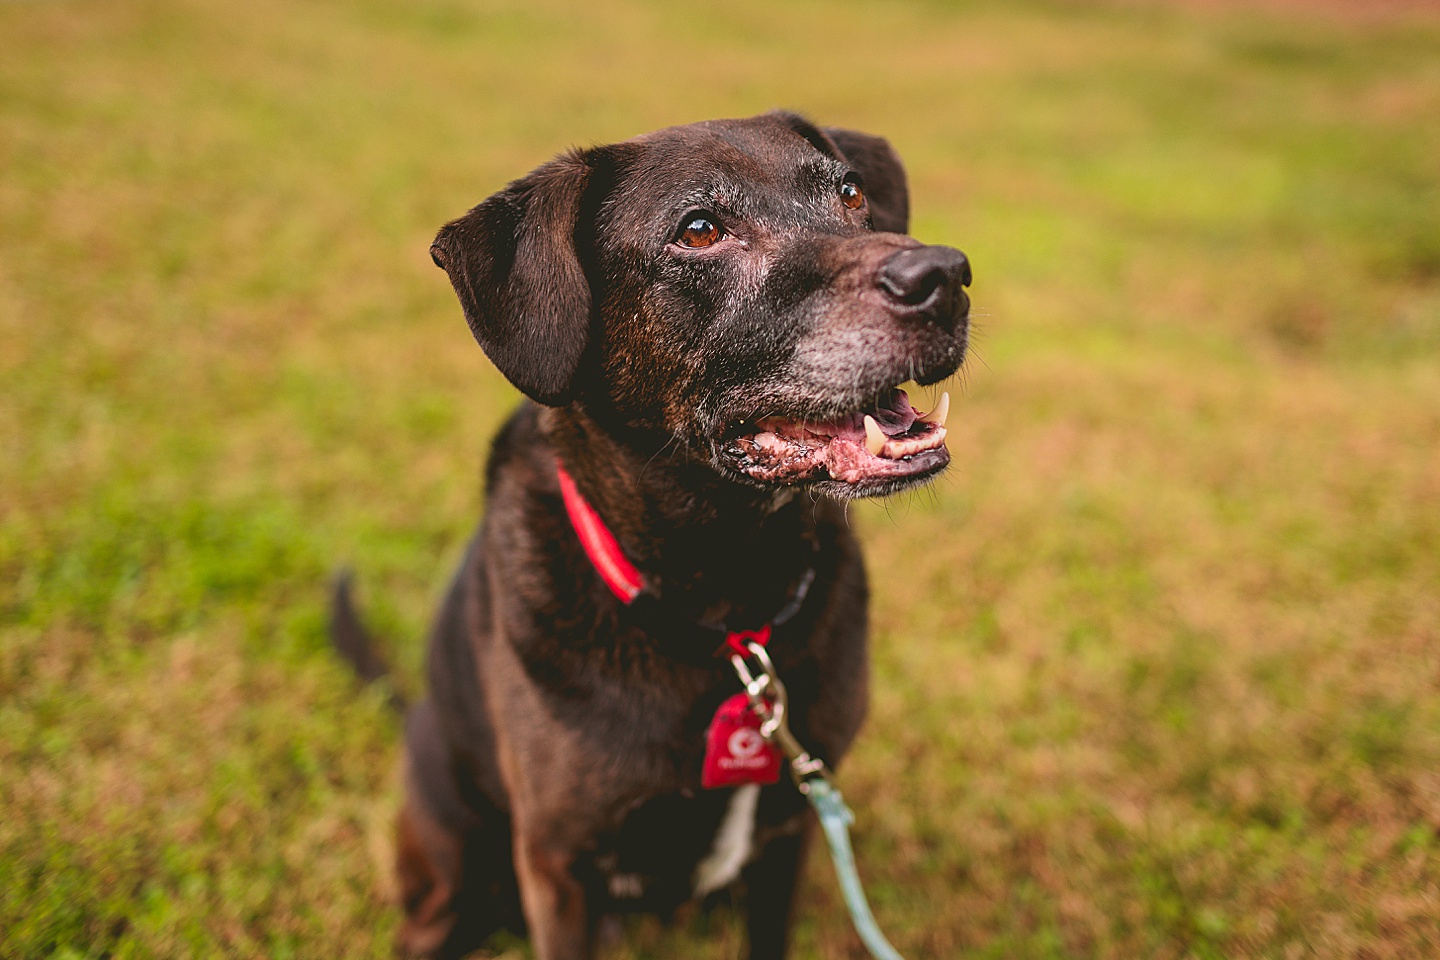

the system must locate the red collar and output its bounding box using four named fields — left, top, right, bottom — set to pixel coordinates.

left=555, top=462, right=646, bottom=604
left=556, top=461, right=814, bottom=656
